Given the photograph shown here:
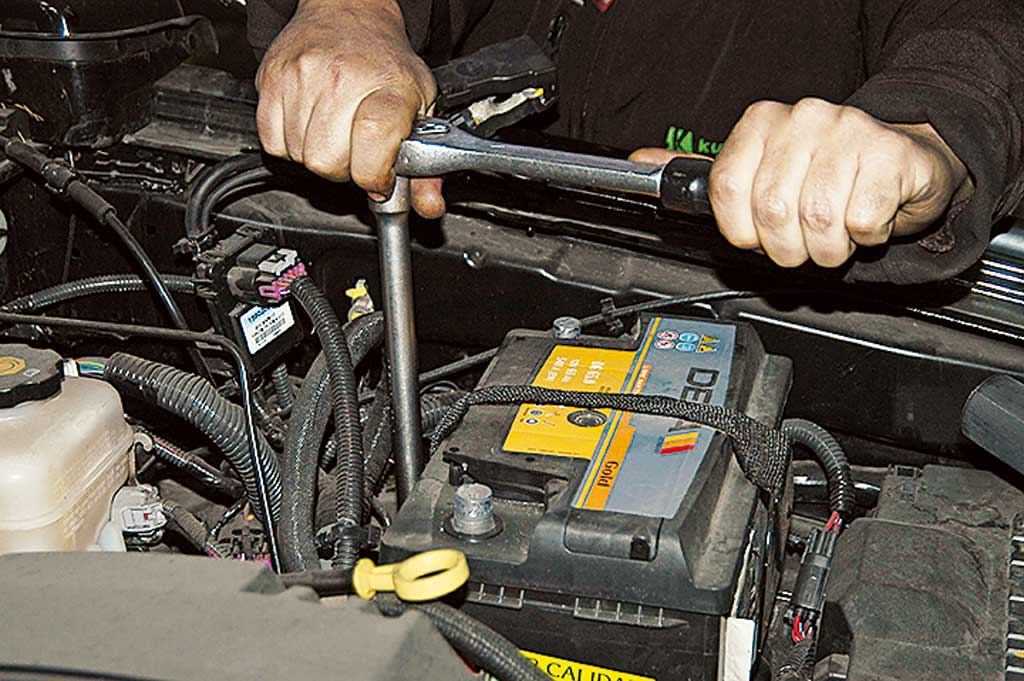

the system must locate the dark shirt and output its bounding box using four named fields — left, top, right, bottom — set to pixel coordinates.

left=248, top=0, right=1024, bottom=283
